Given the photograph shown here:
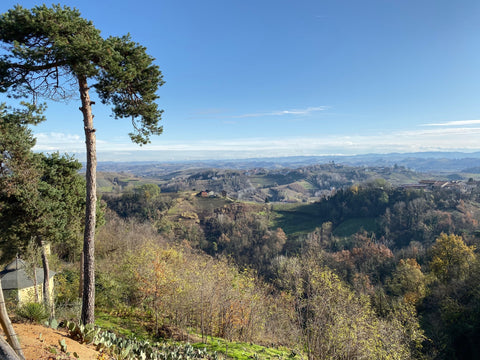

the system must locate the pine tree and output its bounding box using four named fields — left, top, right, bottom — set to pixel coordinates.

left=0, top=5, right=164, bottom=324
